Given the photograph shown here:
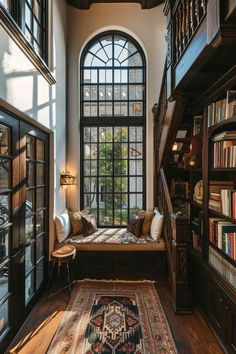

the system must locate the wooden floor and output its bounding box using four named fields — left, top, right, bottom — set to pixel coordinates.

left=7, top=279, right=223, bottom=354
